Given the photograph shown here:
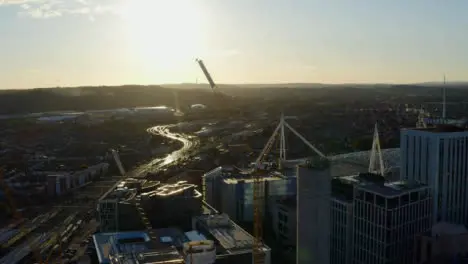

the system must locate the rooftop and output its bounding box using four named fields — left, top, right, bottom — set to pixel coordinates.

left=194, top=213, right=270, bottom=255
left=94, top=214, right=269, bottom=263
left=223, top=174, right=285, bottom=184
left=93, top=230, right=186, bottom=264
left=358, top=179, right=428, bottom=197
left=411, top=124, right=467, bottom=133
left=332, top=173, right=427, bottom=200
left=298, top=157, right=330, bottom=170
left=153, top=181, right=197, bottom=197
left=141, top=181, right=202, bottom=199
